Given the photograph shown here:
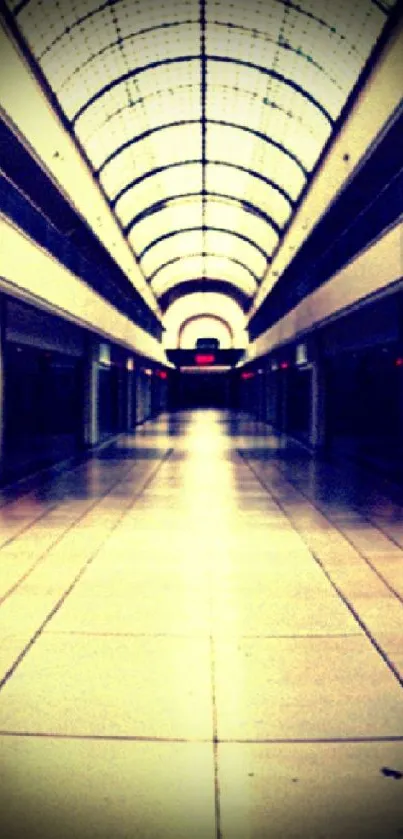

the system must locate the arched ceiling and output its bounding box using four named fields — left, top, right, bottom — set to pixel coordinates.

left=158, top=279, right=250, bottom=313
left=163, top=292, right=248, bottom=348
left=179, top=313, right=233, bottom=348
left=3, top=0, right=398, bottom=323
